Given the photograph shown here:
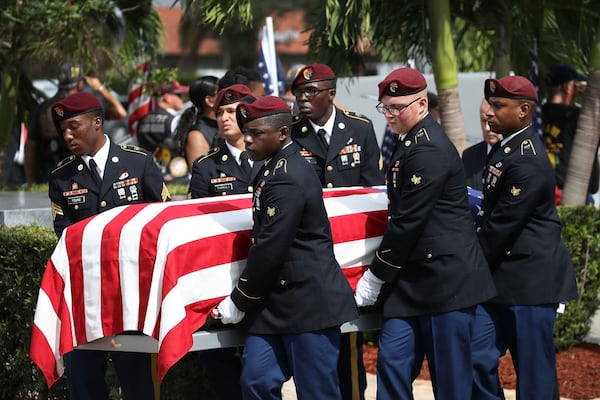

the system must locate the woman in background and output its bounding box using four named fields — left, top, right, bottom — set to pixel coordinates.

left=176, top=76, right=219, bottom=169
